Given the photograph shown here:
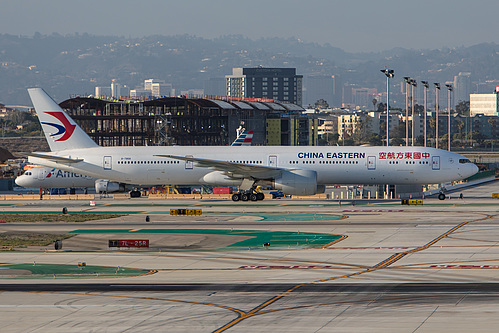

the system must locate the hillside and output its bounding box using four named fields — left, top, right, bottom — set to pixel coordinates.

left=1, top=33, right=499, bottom=105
